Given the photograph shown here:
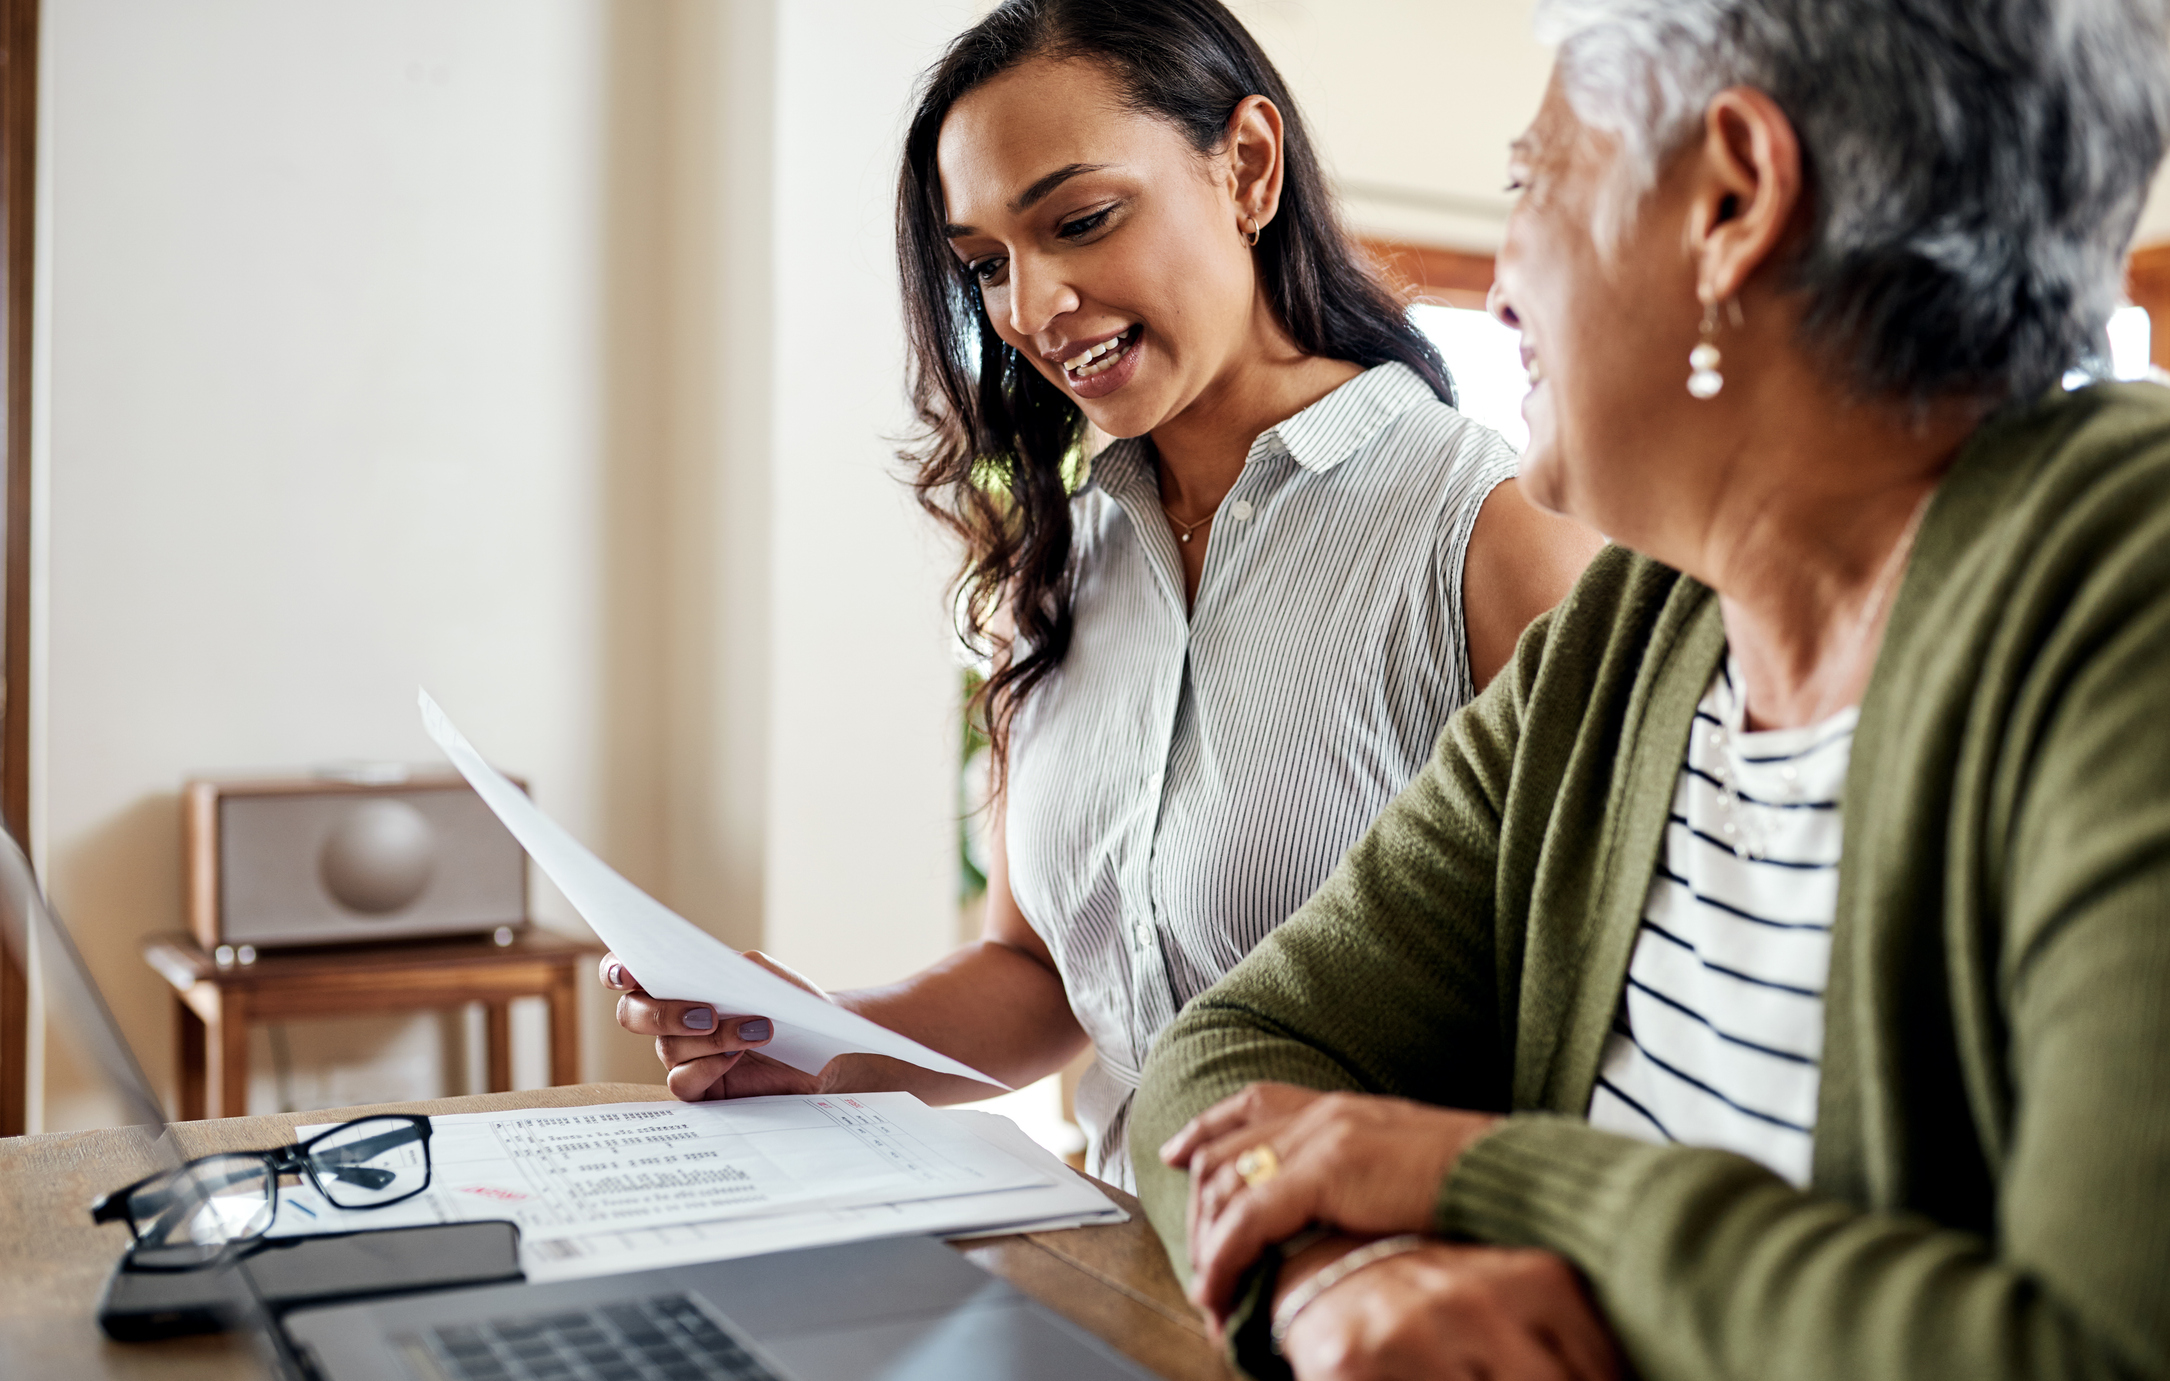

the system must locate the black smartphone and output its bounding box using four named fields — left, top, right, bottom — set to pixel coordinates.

left=98, top=1220, right=524, bottom=1342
